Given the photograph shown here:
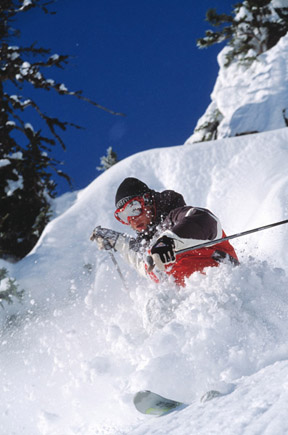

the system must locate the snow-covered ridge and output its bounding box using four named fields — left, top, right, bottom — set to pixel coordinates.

left=187, top=33, right=288, bottom=143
